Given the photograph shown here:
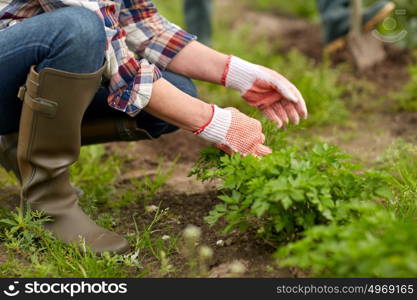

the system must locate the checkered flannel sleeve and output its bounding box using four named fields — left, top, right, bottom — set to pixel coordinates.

left=38, top=0, right=165, bottom=116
